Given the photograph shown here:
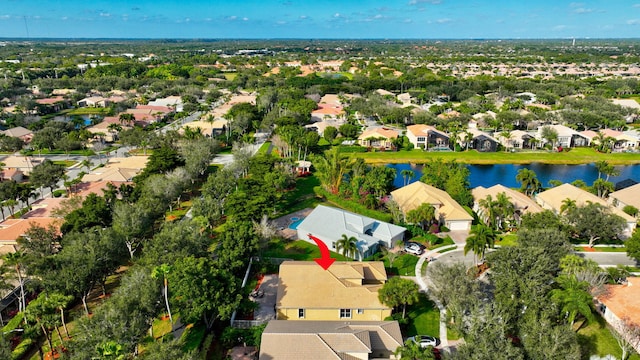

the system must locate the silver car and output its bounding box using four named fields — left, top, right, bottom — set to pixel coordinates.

left=404, top=243, right=423, bottom=255
left=408, top=335, right=439, bottom=348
